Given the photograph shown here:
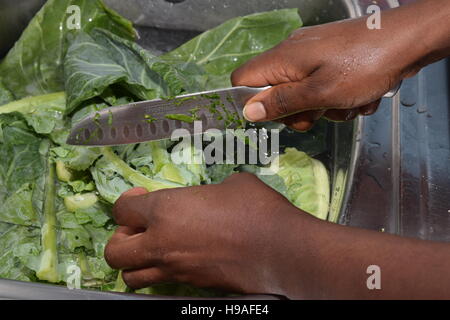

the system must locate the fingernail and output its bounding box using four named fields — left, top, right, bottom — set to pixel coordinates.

left=122, top=187, right=149, bottom=197
left=243, top=102, right=267, bottom=122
